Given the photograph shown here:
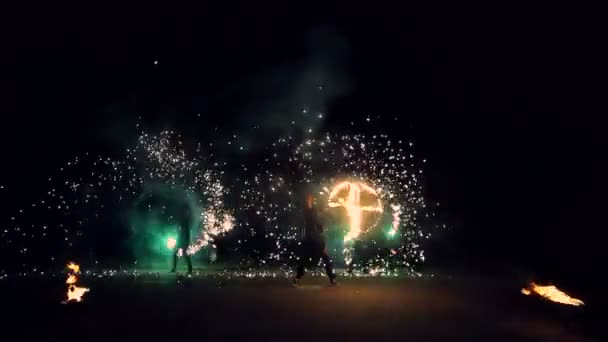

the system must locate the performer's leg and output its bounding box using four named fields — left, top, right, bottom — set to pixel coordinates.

left=296, top=260, right=305, bottom=279
left=171, top=250, right=178, bottom=272
left=321, top=253, right=335, bottom=279
left=186, top=254, right=193, bottom=274
left=320, top=243, right=336, bottom=282
left=295, top=241, right=310, bottom=279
